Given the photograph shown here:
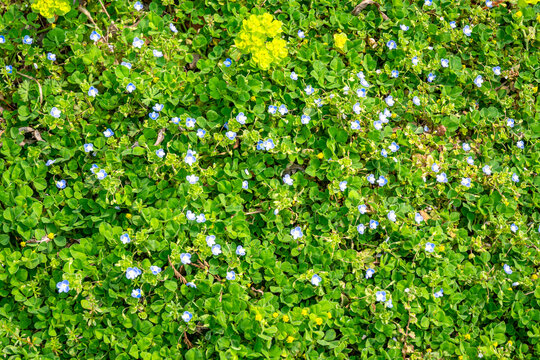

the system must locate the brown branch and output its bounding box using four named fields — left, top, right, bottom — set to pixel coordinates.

left=351, top=0, right=389, bottom=21
left=245, top=209, right=265, bottom=216
left=19, top=127, right=45, bottom=146
left=183, top=331, right=193, bottom=349
left=154, top=128, right=166, bottom=146
left=78, top=5, right=98, bottom=27
left=168, top=256, right=187, bottom=284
